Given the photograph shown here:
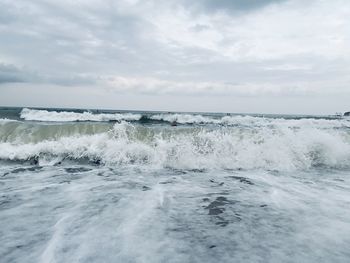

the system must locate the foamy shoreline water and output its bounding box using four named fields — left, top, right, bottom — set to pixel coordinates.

left=1, top=107, right=350, bottom=262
